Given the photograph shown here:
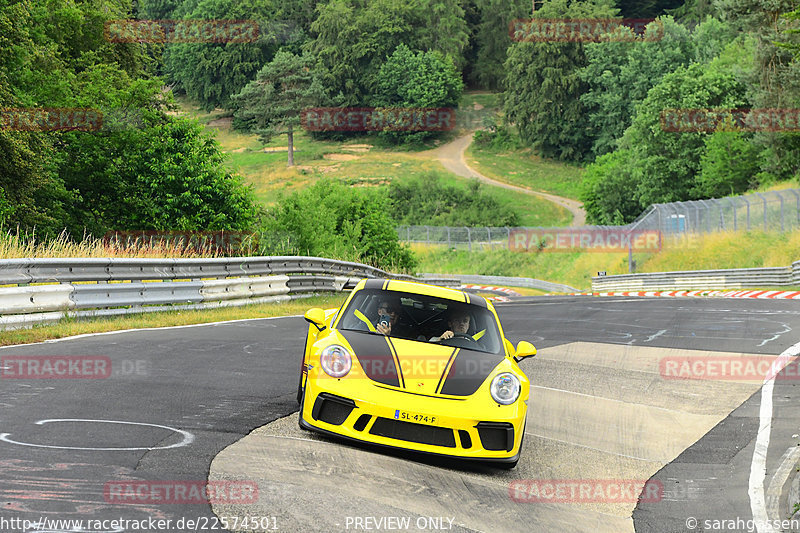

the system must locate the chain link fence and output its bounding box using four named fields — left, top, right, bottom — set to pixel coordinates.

left=627, top=189, right=800, bottom=235
left=398, top=189, right=800, bottom=250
